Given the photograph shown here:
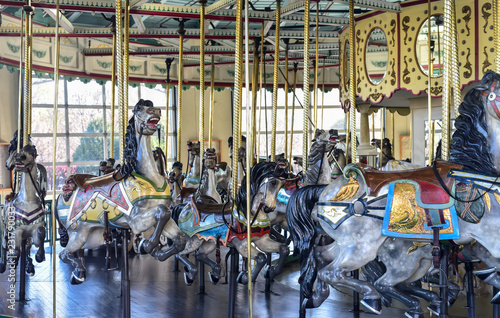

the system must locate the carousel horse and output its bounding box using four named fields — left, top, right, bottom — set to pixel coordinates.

left=329, top=146, right=347, bottom=180
left=5, top=130, right=47, bottom=202
left=196, top=148, right=222, bottom=204
left=173, top=162, right=288, bottom=285
left=55, top=99, right=185, bottom=284
left=287, top=71, right=500, bottom=317
left=0, top=145, right=46, bottom=276
left=153, top=147, right=167, bottom=177
left=228, top=136, right=247, bottom=184
left=184, top=141, right=201, bottom=188
left=98, top=158, right=116, bottom=176
left=168, top=161, right=184, bottom=206
left=371, top=138, right=395, bottom=168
